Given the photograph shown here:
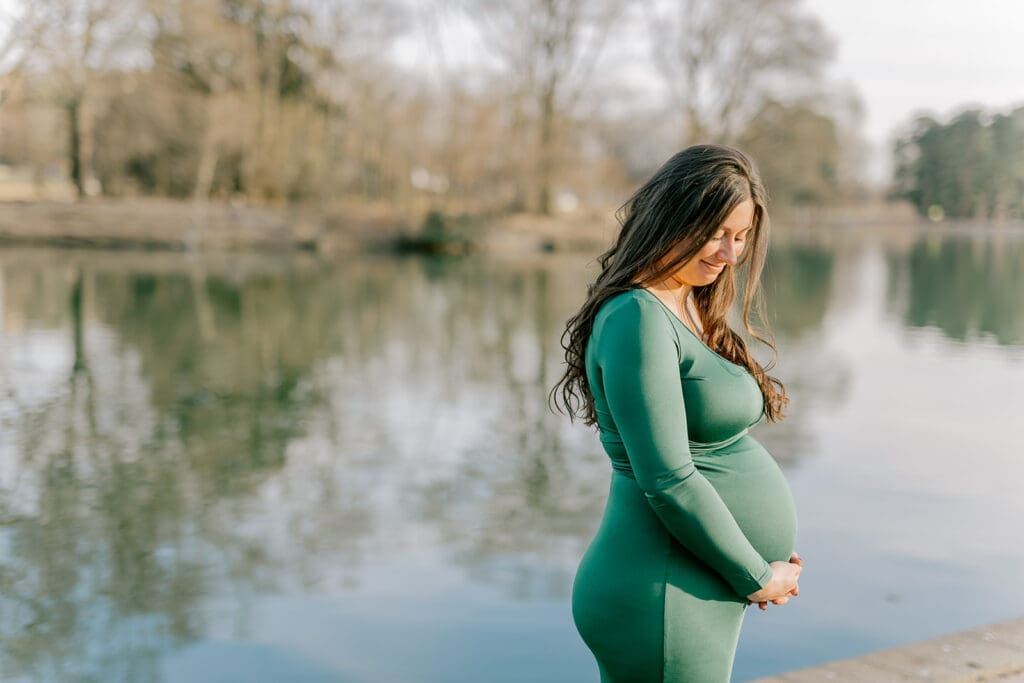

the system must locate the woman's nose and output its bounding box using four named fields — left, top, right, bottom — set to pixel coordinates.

left=717, top=239, right=738, bottom=265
